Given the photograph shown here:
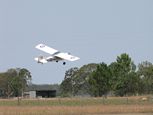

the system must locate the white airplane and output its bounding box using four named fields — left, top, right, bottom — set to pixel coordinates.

left=34, top=44, right=80, bottom=65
